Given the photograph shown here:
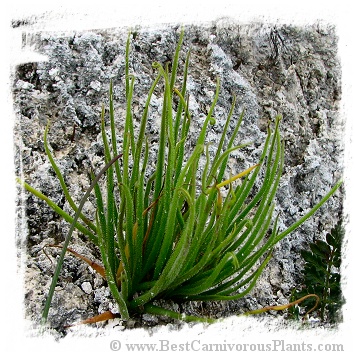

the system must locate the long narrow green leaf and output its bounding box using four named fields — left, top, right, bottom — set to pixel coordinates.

left=109, top=80, right=123, bottom=187
left=101, top=105, right=119, bottom=276
left=275, top=179, right=343, bottom=244
left=187, top=252, right=273, bottom=301
left=16, top=178, right=98, bottom=244
left=153, top=144, right=204, bottom=278
left=91, top=171, right=106, bottom=241
left=96, top=211, right=129, bottom=318
left=41, top=153, right=123, bottom=324
left=44, top=121, right=96, bottom=233
left=170, top=28, right=184, bottom=92
left=132, top=73, right=161, bottom=187
left=131, top=185, right=196, bottom=308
